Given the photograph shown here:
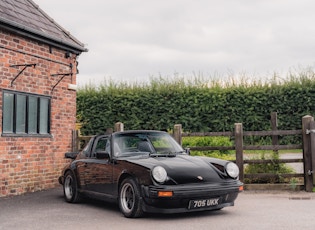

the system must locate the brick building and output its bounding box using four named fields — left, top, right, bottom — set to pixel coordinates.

left=0, top=0, right=87, bottom=197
